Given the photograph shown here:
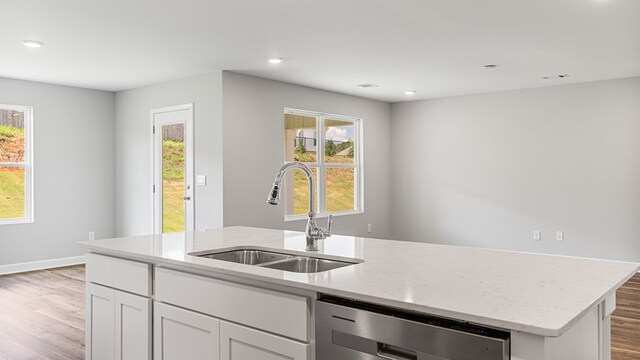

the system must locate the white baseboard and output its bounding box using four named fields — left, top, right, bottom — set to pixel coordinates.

left=0, top=255, right=85, bottom=276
